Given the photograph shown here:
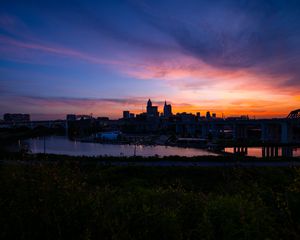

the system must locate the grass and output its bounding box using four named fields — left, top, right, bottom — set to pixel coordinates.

left=1, top=154, right=300, bottom=239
